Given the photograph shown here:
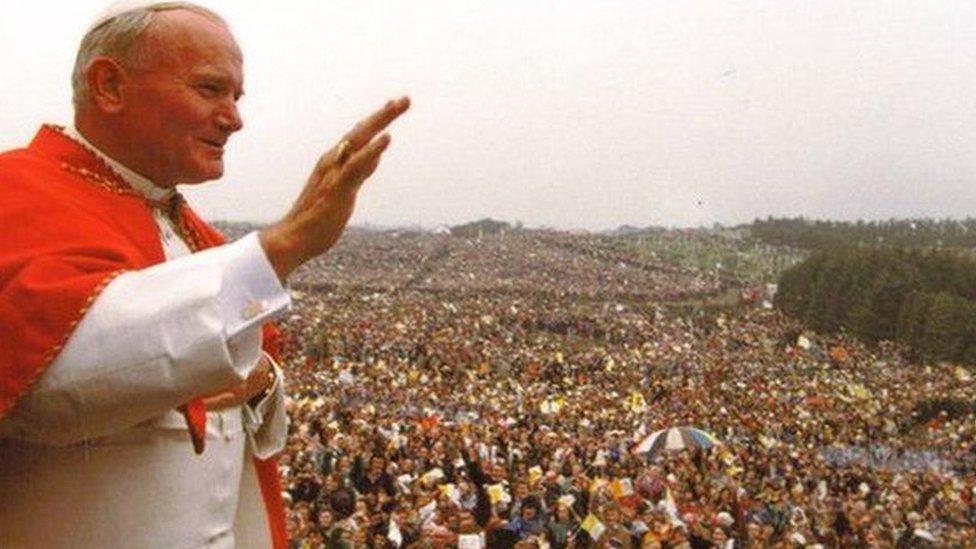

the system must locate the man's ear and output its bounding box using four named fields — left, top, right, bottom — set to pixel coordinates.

left=86, top=56, right=128, bottom=114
